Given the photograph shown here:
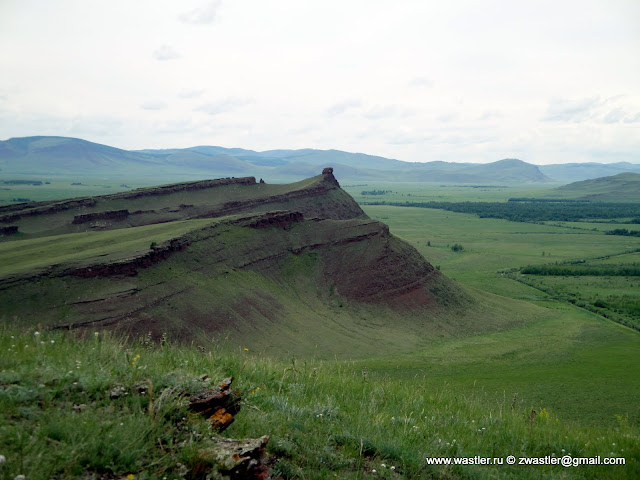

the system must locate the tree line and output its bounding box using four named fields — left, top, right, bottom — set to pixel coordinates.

left=520, top=263, right=640, bottom=276
left=362, top=200, right=640, bottom=223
